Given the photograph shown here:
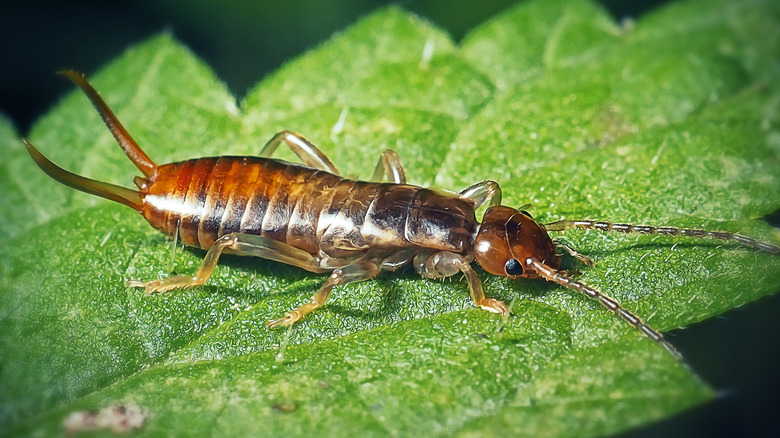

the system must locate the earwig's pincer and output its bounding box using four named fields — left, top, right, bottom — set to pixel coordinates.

left=26, top=72, right=779, bottom=359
